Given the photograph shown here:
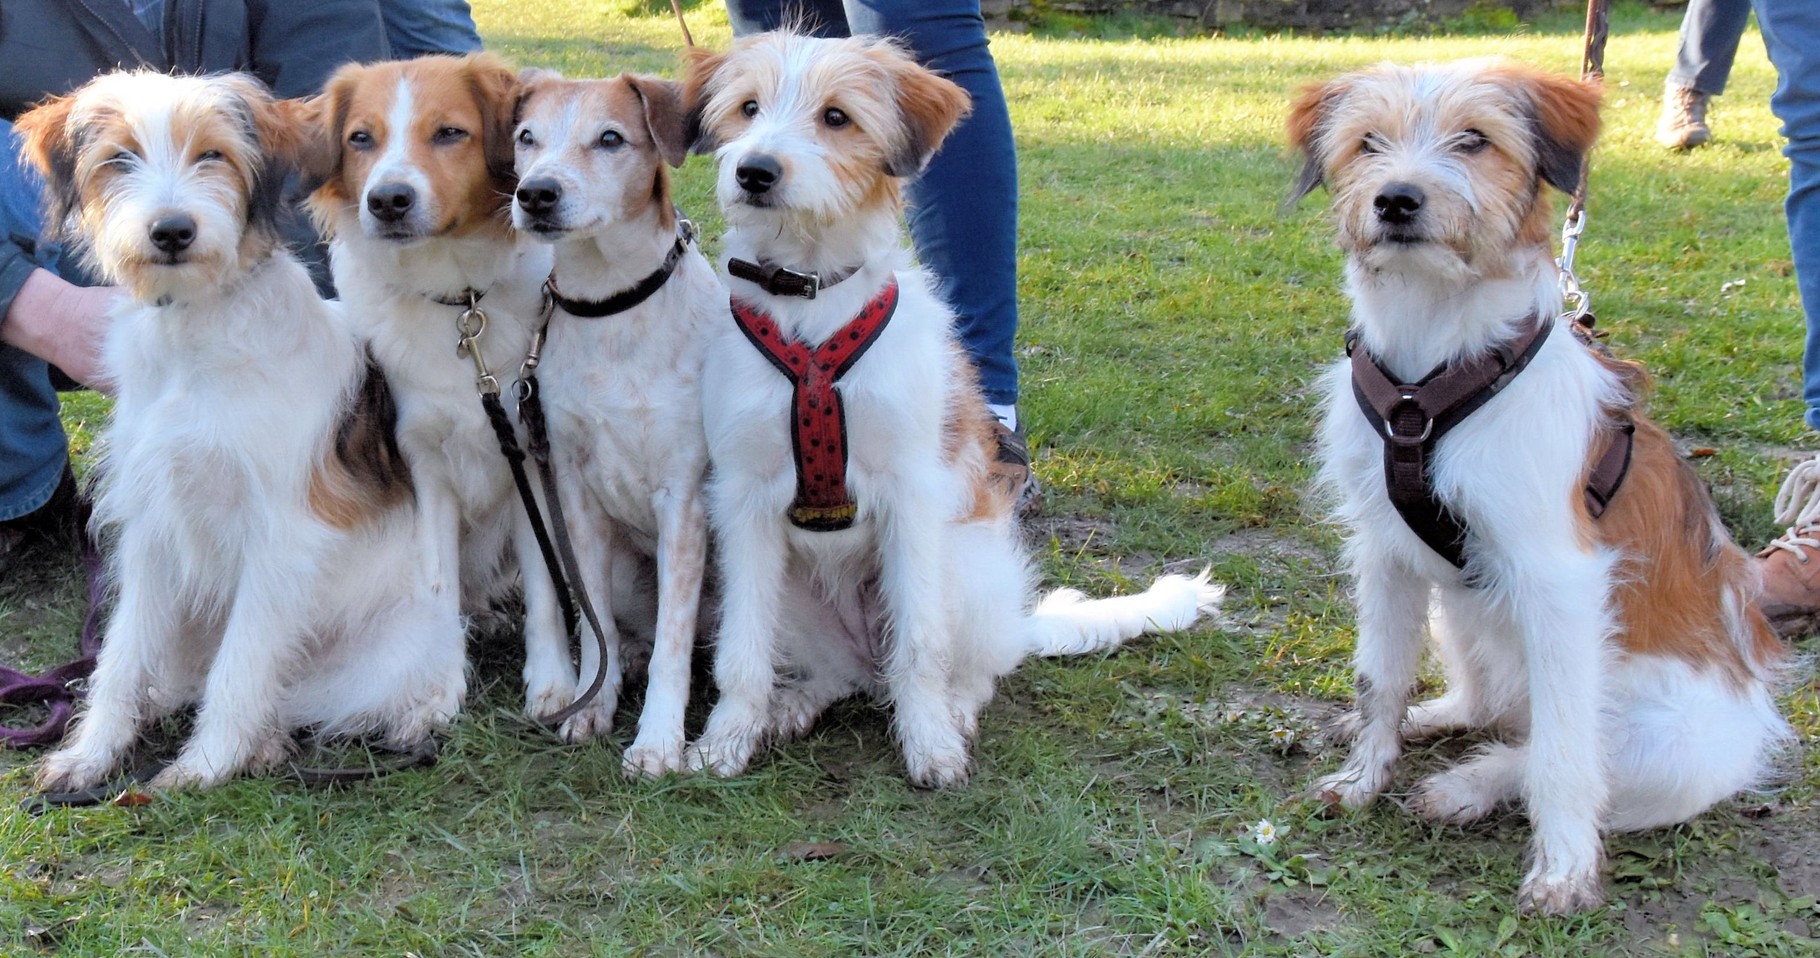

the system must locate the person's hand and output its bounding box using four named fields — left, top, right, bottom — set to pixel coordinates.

left=1, top=268, right=120, bottom=394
